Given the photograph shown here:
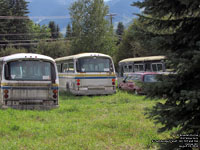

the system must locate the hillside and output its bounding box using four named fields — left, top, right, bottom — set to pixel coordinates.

left=27, top=0, right=140, bottom=34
